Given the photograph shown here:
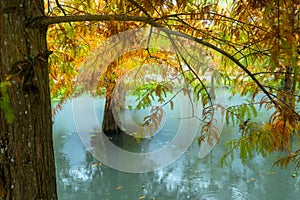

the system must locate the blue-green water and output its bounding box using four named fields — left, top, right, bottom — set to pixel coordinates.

left=53, top=96, right=300, bottom=200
